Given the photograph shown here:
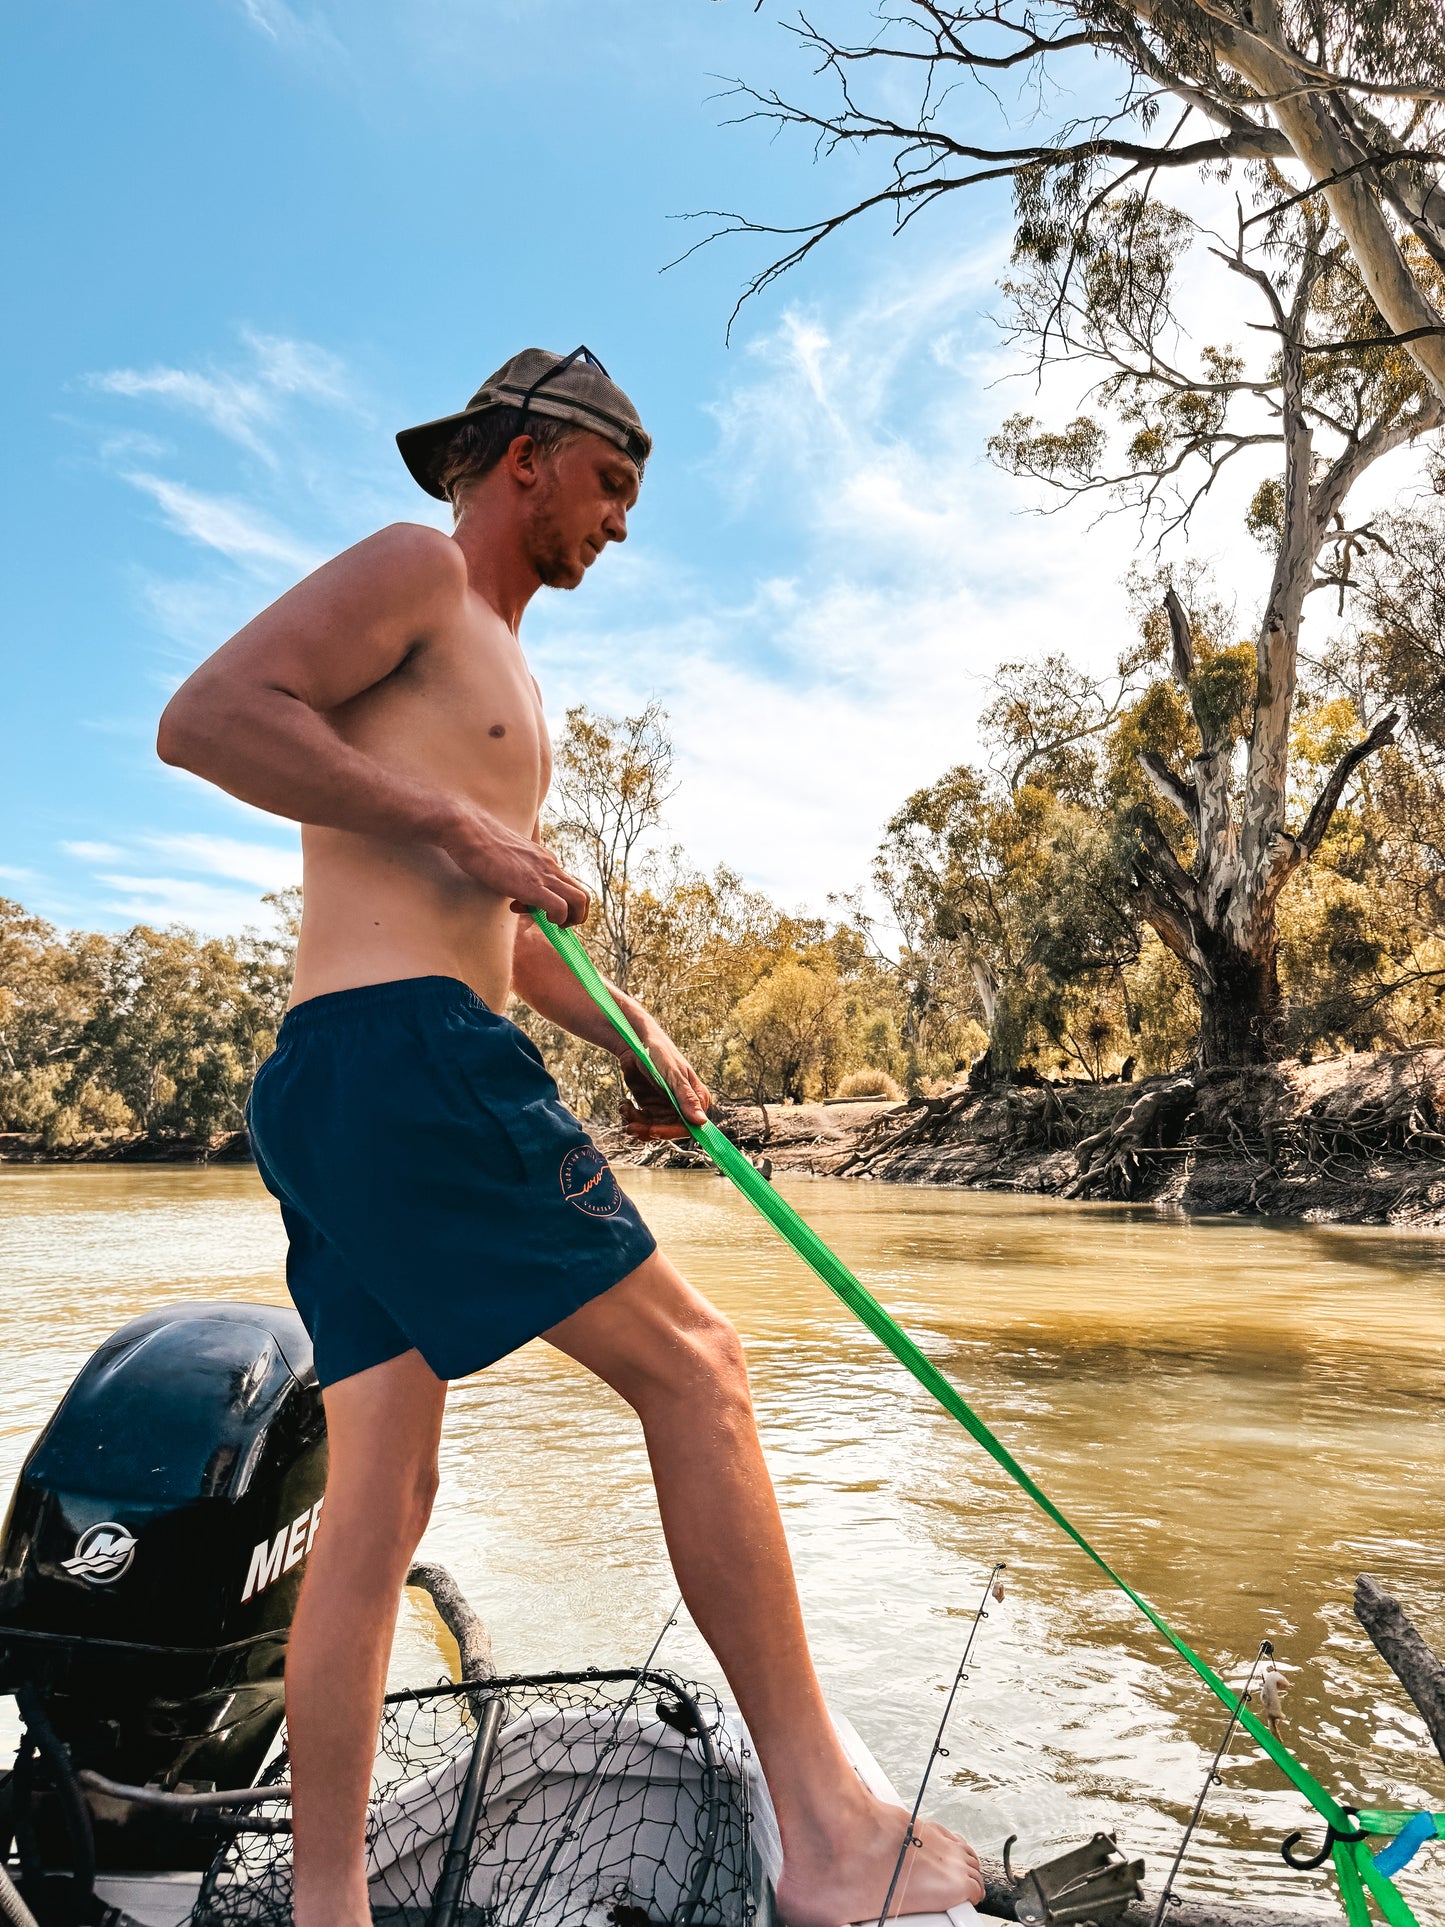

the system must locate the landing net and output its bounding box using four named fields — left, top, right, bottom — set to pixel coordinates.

left=192, top=1670, right=761, bottom=1927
